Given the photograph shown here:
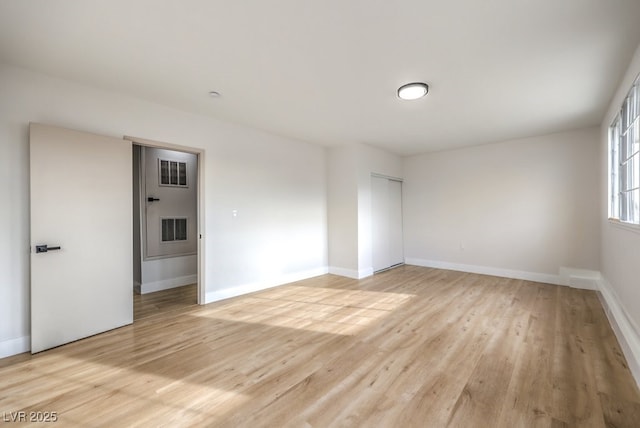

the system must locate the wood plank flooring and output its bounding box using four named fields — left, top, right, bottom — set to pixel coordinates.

left=134, top=284, right=197, bottom=321
left=1, top=266, right=639, bottom=427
